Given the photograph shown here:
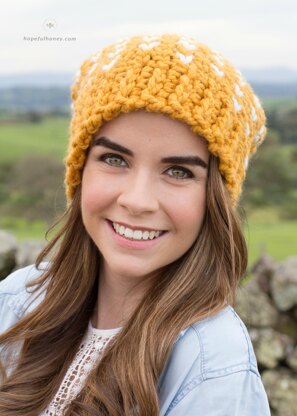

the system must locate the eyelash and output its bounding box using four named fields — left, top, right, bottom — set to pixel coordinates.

left=97, top=153, right=194, bottom=180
